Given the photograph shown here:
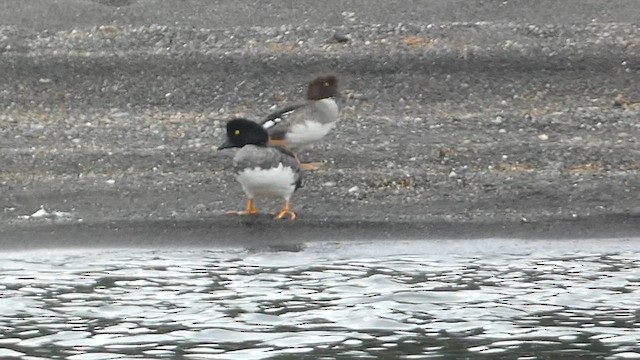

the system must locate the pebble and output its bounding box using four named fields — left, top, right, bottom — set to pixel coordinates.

left=348, top=186, right=360, bottom=194
left=193, top=203, right=207, bottom=212
left=538, top=134, right=549, bottom=141
left=30, top=207, right=50, bottom=218
left=110, top=112, right=129, bottom=119
left=332, top=33, right=350, bottom=43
